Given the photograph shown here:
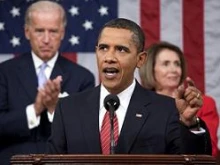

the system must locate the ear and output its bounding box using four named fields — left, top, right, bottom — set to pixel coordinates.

left=24, top=25, right=30, bottom=40
left=136, top=51, right=147, bottom=68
